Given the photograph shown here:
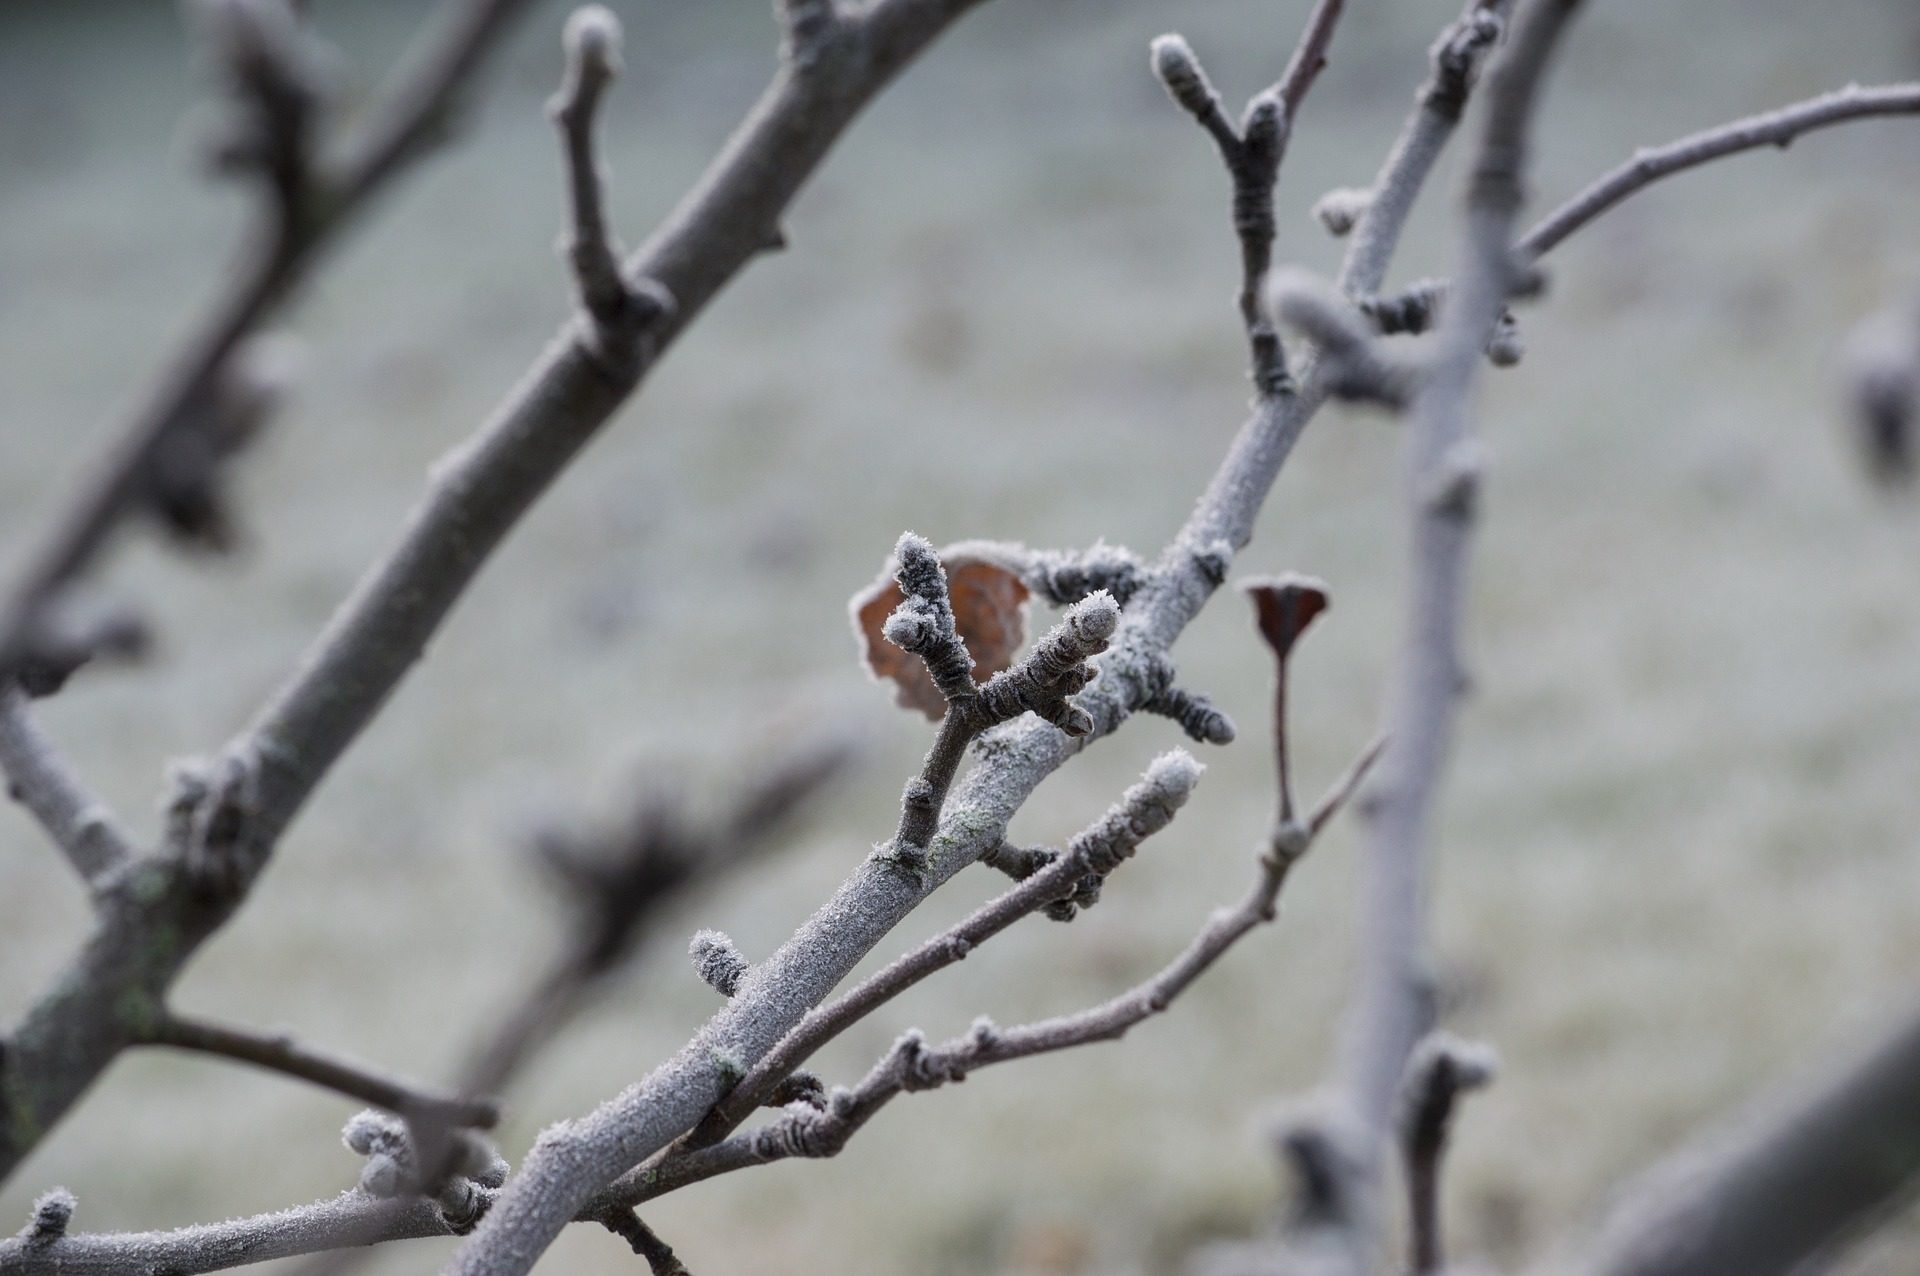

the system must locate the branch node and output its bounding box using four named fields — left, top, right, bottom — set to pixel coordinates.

left=19, top=1188, right=75, bottom=1248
